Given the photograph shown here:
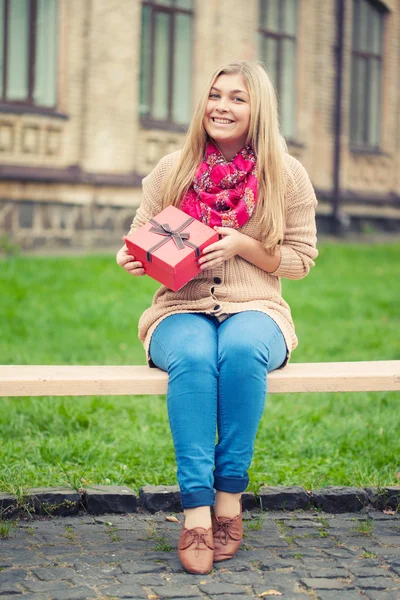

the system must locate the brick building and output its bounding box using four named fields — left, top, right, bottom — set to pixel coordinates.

left=0, top=0, right=399, bottom=250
